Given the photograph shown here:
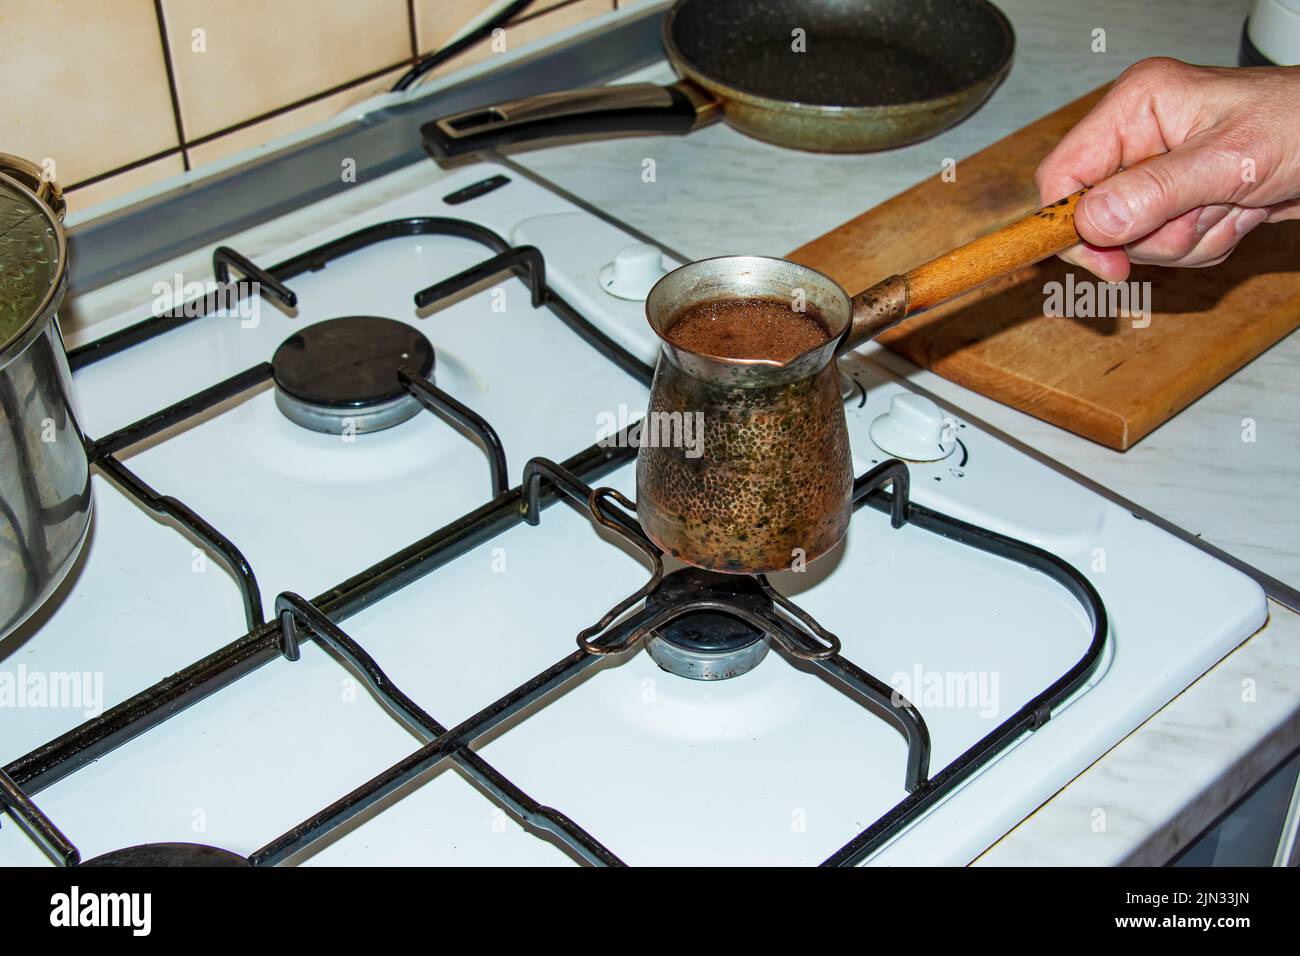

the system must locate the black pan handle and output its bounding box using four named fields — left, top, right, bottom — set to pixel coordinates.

left=422, top=82, right=717, bottom=159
